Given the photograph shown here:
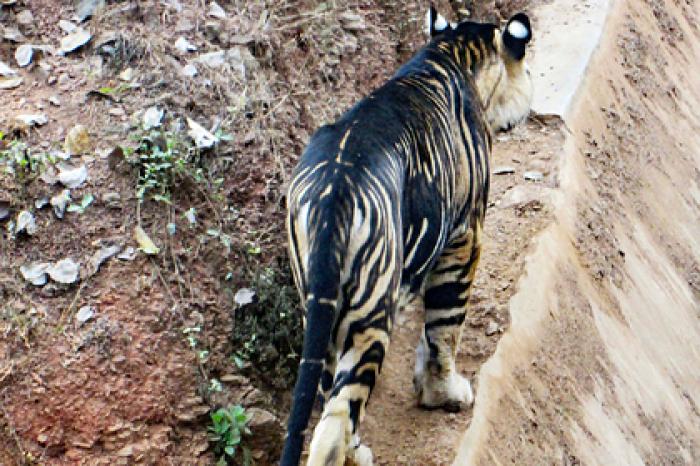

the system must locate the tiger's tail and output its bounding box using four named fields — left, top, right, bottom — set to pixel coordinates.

left=280, top=221, right=343, bottom=466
